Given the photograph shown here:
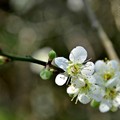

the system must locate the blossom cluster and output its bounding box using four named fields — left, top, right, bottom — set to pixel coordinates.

left=54, top=46, right=120, bottom=113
